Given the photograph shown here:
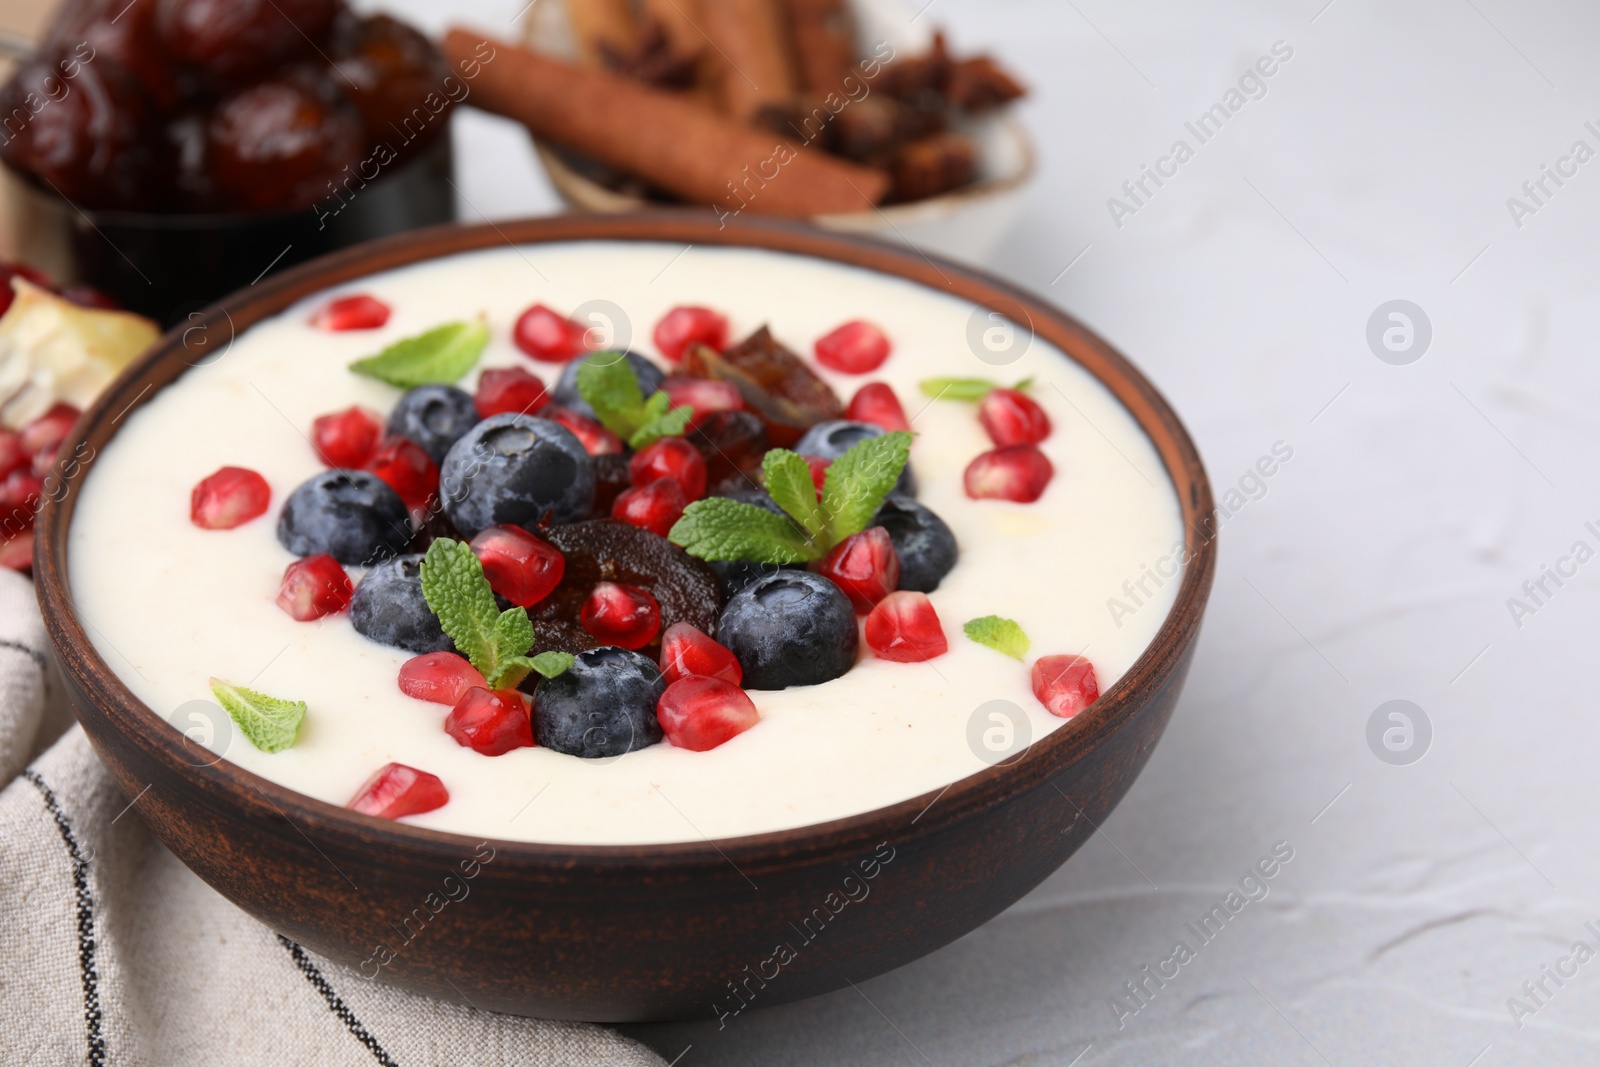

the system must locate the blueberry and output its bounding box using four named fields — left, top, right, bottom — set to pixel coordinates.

left=551, top=351, right=665, bottom=419
left=718, top=571, right=858, bottom=689
left=440, top=413, right=595, bottom=536
left=387, top=384, right=480, bottom=464
left=532, top=646, right=666, bottom=758
left=350, top=554, right=455, bottom=654
left=277, top=469, right=411, bottom=565
left=793, top=420, right=916, bottom=496
left=873, top=494, right=958, bottom=592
